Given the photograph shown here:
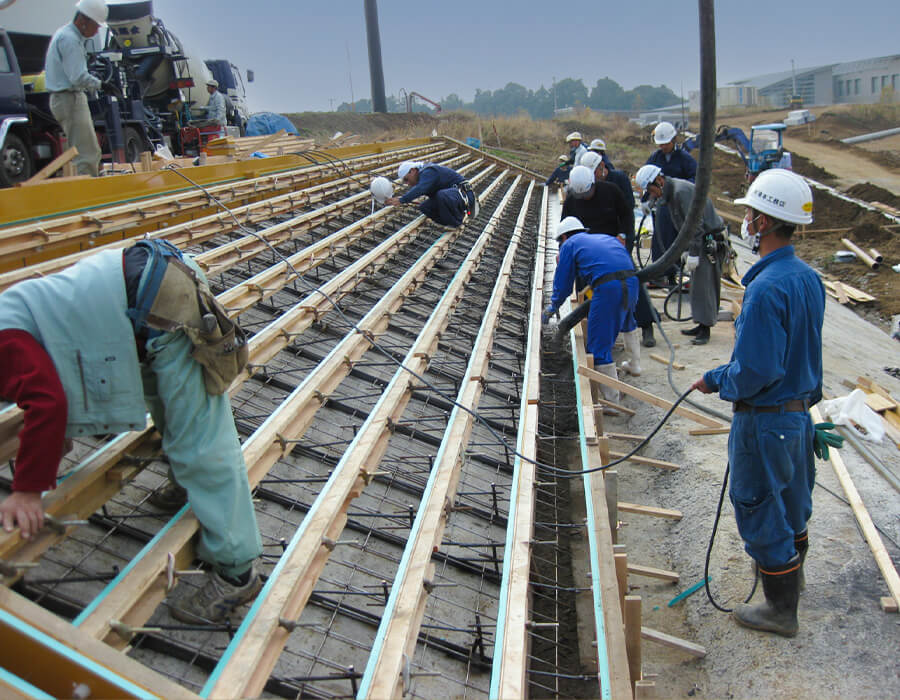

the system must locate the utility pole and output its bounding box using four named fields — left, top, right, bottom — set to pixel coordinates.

left=364, top=0, right=387, bottom=113
left=553, top=76, right=557, bottom=112
left=346, top=41, right=355, bottom=111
